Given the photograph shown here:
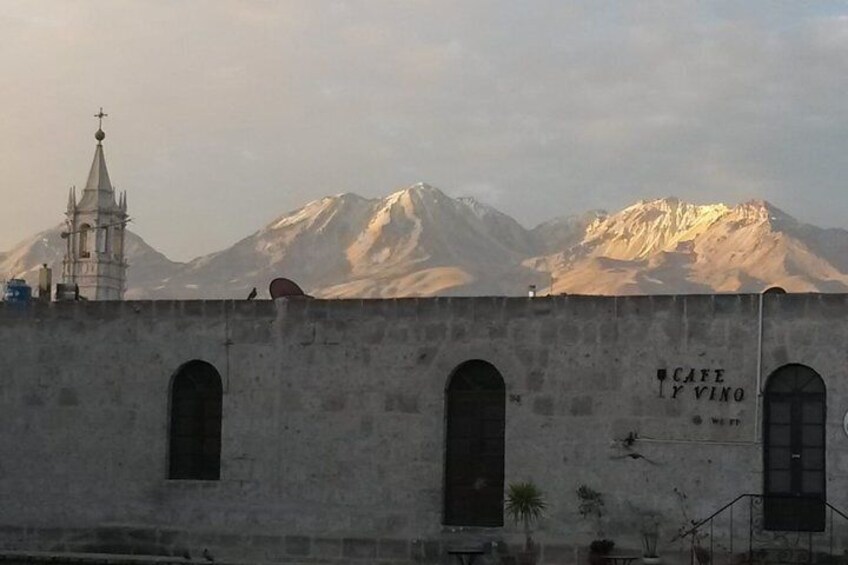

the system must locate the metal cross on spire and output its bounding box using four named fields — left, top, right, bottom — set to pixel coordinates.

left=94, top=107, right=108, bottom=129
